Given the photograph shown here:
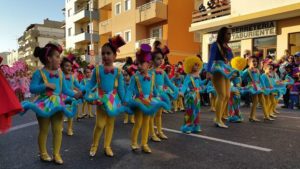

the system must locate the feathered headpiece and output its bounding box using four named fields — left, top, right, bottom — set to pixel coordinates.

left=136, top=44, right=152, bottom=63
left=109, top=35, right=126, bottom=52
